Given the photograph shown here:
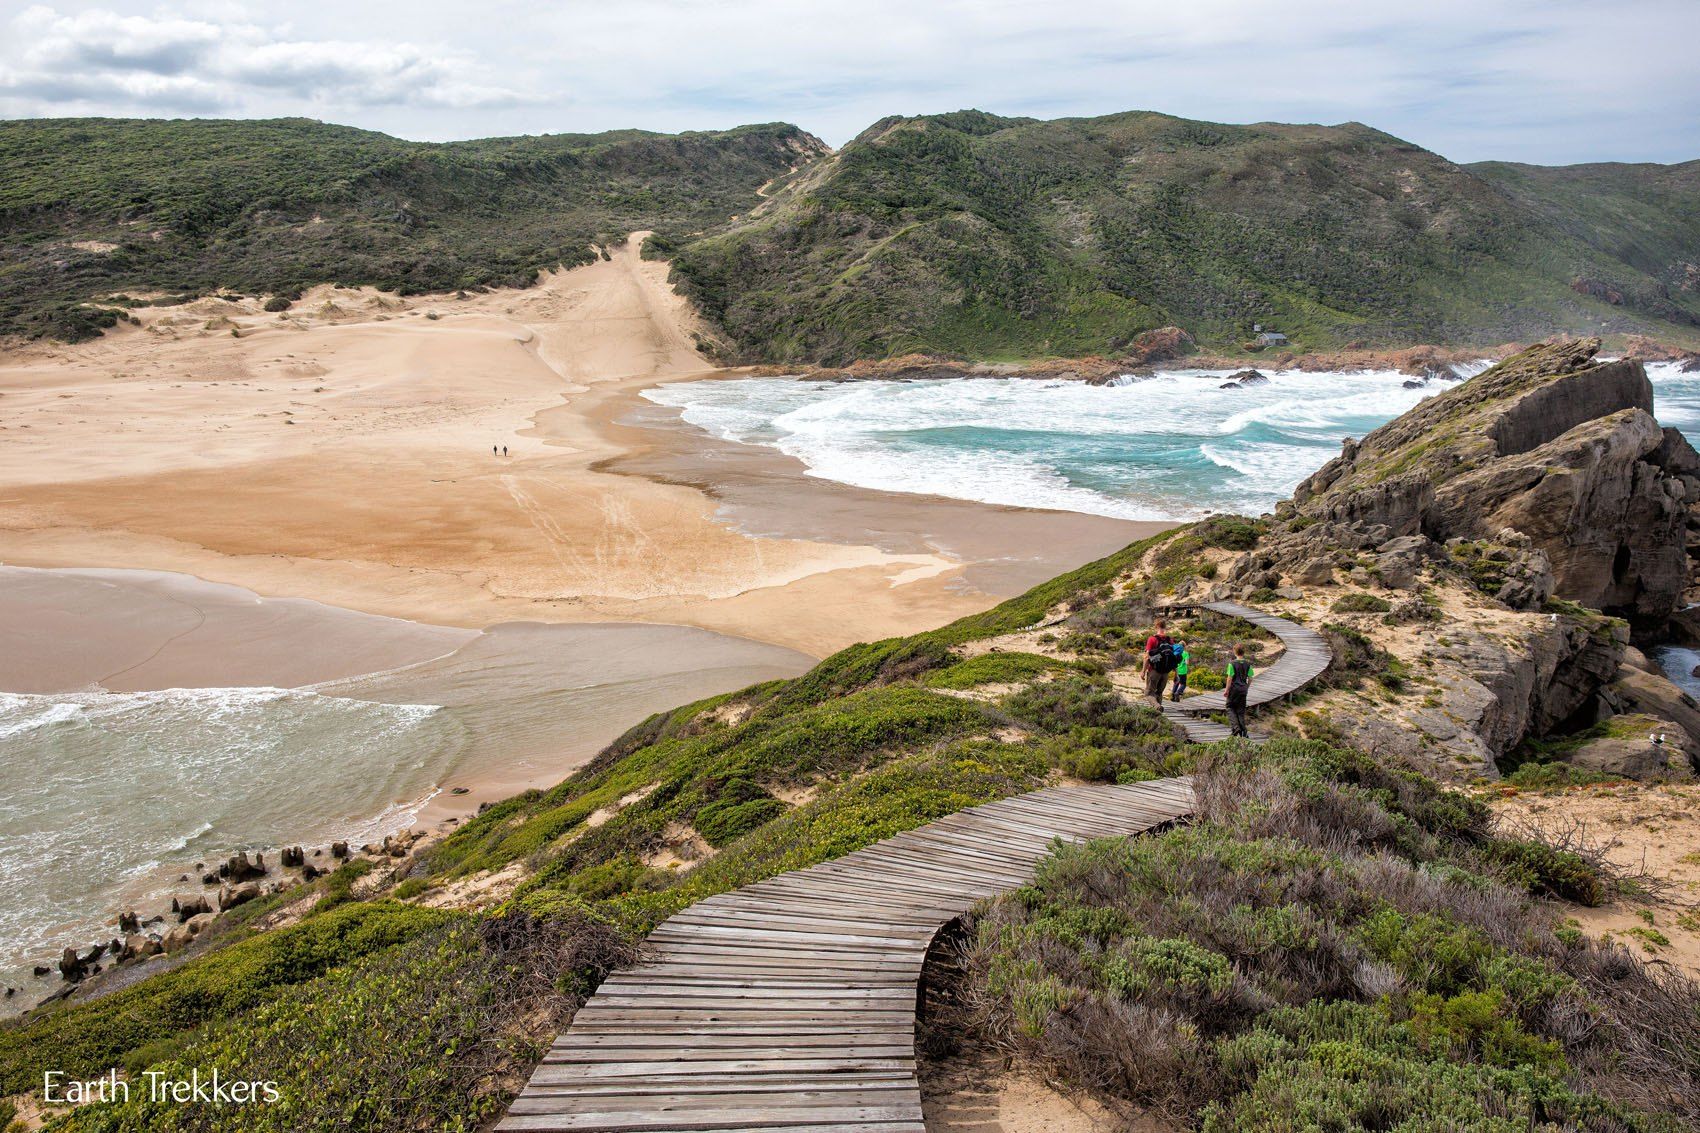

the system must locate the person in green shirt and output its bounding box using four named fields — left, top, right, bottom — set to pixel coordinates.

left=1225, top=643, right=1254, bottom=738
left=1169, top=640, right=1192, bottom=701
